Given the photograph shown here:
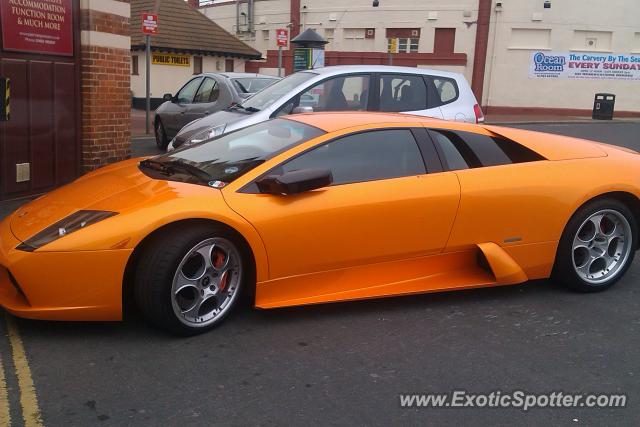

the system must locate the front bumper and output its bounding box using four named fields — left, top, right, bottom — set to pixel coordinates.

left=0, top=216, right=132, bottom=321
